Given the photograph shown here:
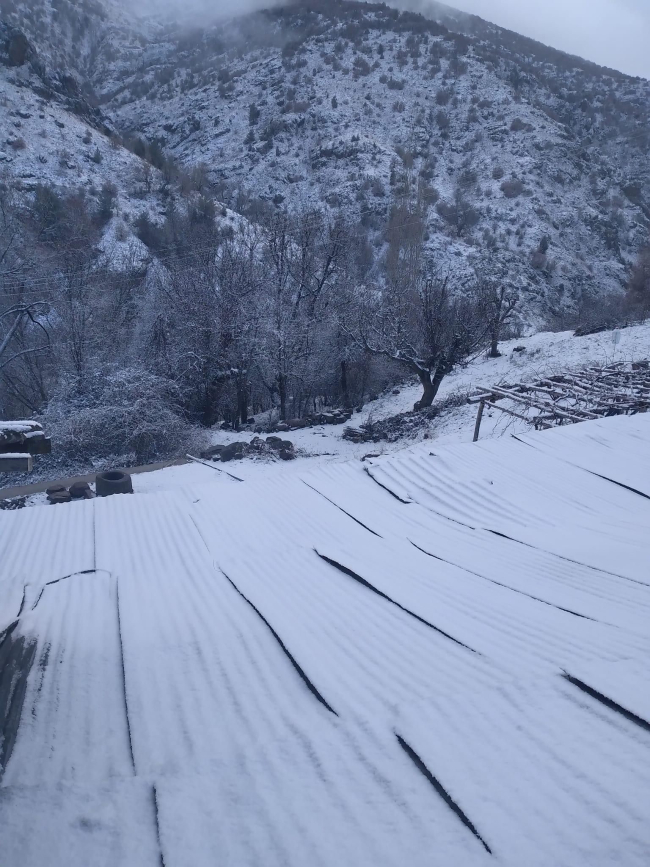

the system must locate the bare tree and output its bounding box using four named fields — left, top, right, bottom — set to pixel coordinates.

left=436, top=185, right=480, bottom=238
left=258, top=212, right=314, bottom=420
left=0, top=303, right=50, bottom=374
left=149, top=238, right=235, bottom=427
left=218, top=230, right=264, bottom=426
left=256, top=211, right=345, bottom=420
left=0, top=302, right=50, bottom=416
left=358, top=269, right=486, bottom=409
left=474, top=263, right=519, bottom=357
